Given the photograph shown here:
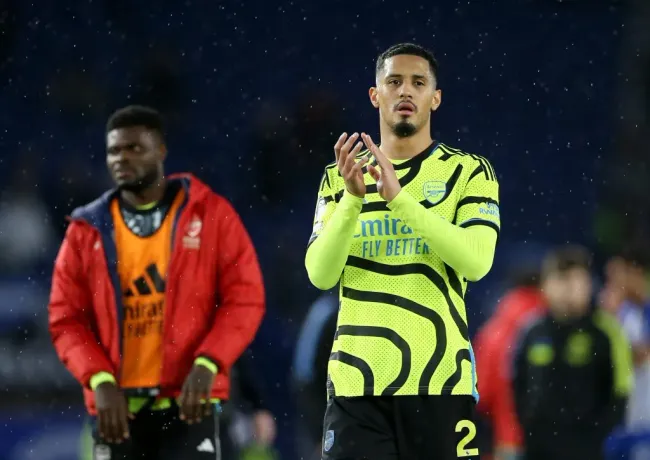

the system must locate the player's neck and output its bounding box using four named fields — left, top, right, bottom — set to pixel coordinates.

left=120, top=178, right=167, bottom=208
left=379, top=125, right=433, bottom=160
